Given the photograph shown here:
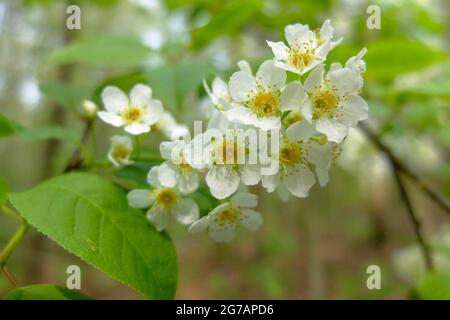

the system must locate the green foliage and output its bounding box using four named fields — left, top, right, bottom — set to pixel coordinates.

left=0, top=176, right=7, bottom=206
left=4, top=284, right=92, bottom=300
left=40, top=81, right=90, bottom=110
left=47, top=36, right=152, bottom=67
left=0, top=113, right=16, bottom=138
left=95, top=63, right=214, bottom=110
left=191, top=0, right=262, bottom=49
left=15, top=126, right=81, bottom=142
left=364, top=39, right=446, bottom=81
left=9, top=173, right=178, bottom=299
left=413, top=272, right=450, bottom=300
